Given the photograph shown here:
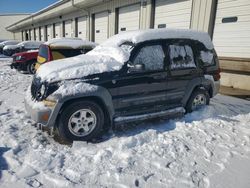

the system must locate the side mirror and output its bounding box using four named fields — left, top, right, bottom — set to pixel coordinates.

left=128, top=63, right=145, bottom=73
